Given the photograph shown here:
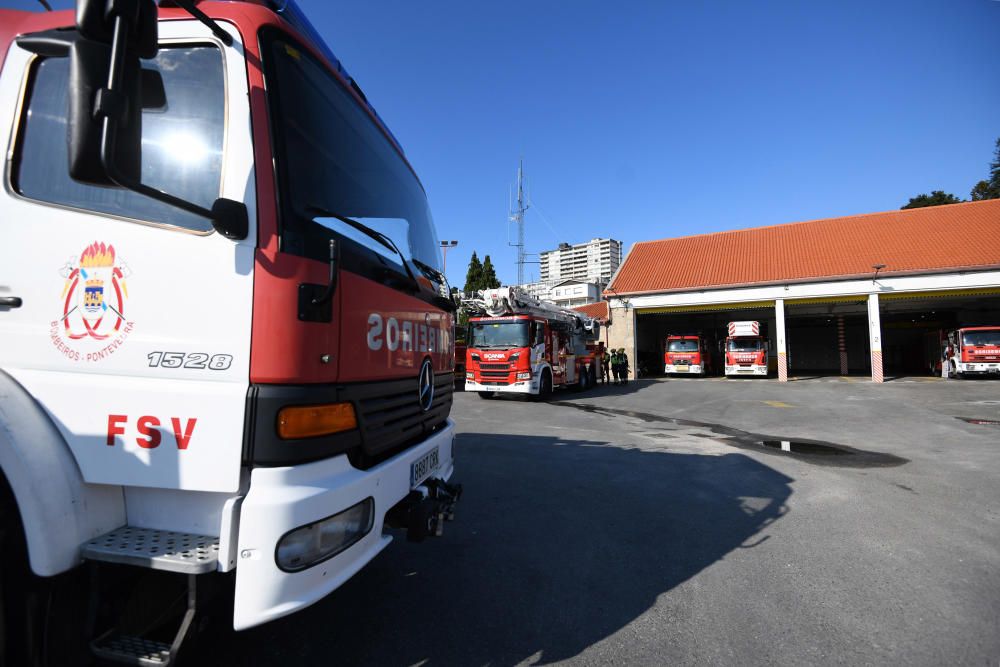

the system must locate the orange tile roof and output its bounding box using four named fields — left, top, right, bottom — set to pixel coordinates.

left=572, top=301, right=610, bottom=321
left=608, top=200, right=1000, bottom=295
